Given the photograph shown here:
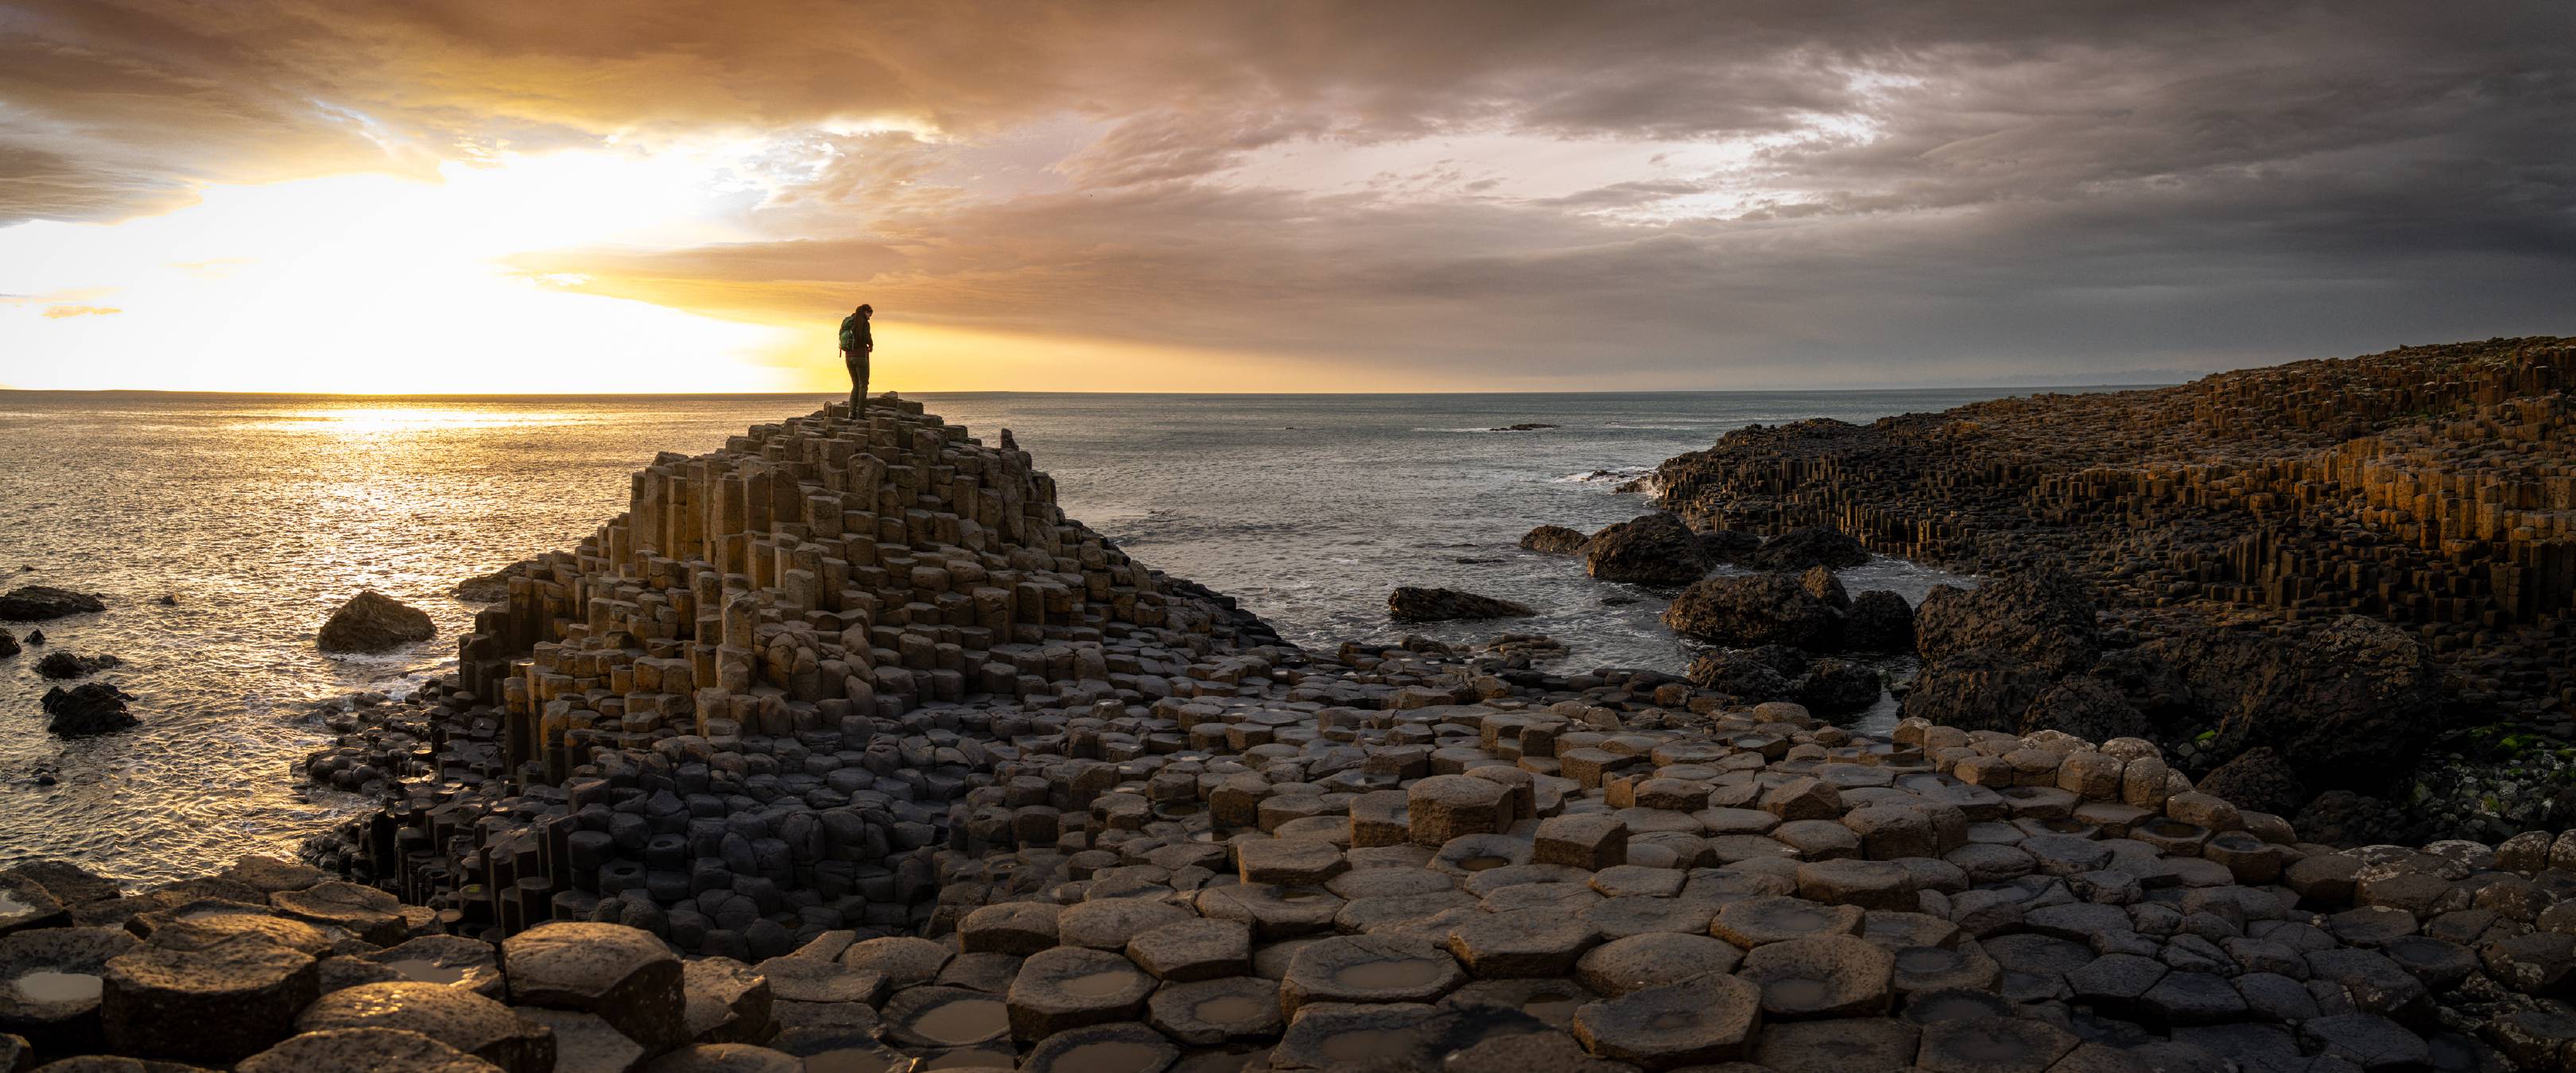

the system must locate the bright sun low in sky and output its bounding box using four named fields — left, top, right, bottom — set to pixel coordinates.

left=2, top=2, right=2570, bottom=393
